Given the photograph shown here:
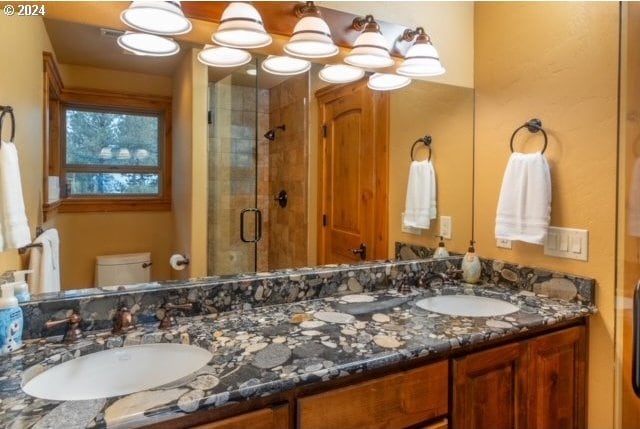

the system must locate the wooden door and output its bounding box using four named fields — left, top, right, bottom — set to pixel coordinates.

left=316, top=80, right=389, bottom=265
left=527, top=326, right=586, bottom=429
left=453, top=342, right=528, bottom=429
